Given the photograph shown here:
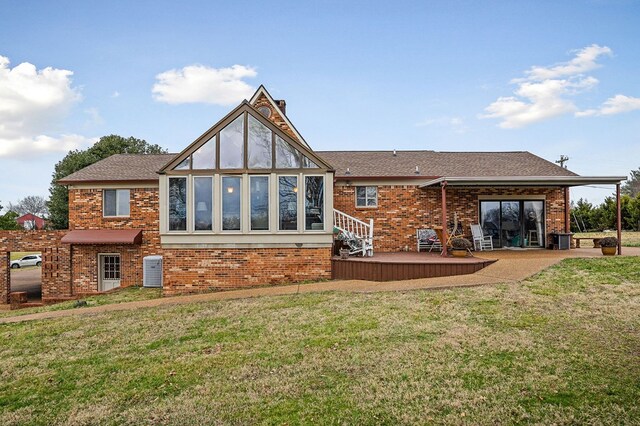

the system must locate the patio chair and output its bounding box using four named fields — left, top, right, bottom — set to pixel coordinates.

left=417, top=228, right=442, bottom=252
left=471, top=224, right=494, bottom=251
